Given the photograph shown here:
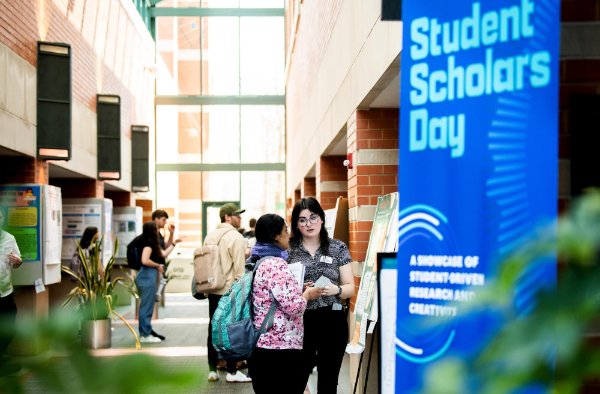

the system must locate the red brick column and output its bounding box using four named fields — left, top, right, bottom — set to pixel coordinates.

left=301, top=177, right=316, bottom=198
left=347, top=108, right=398, bottom=309
left=52, top=178, right=104, bottom=198
left=0, top=157, right=49, bottom=185
left=316, top=155, right=347, bottom=210
left=105, top=191, right=135, bottom=207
